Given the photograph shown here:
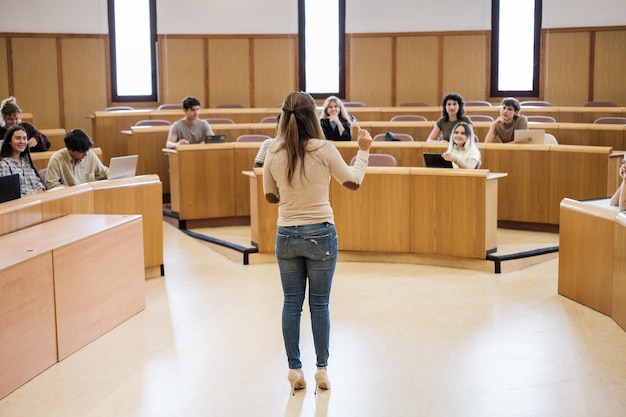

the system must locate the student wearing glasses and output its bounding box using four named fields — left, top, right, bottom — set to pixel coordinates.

left=45, top=129, right=109, bottom=189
